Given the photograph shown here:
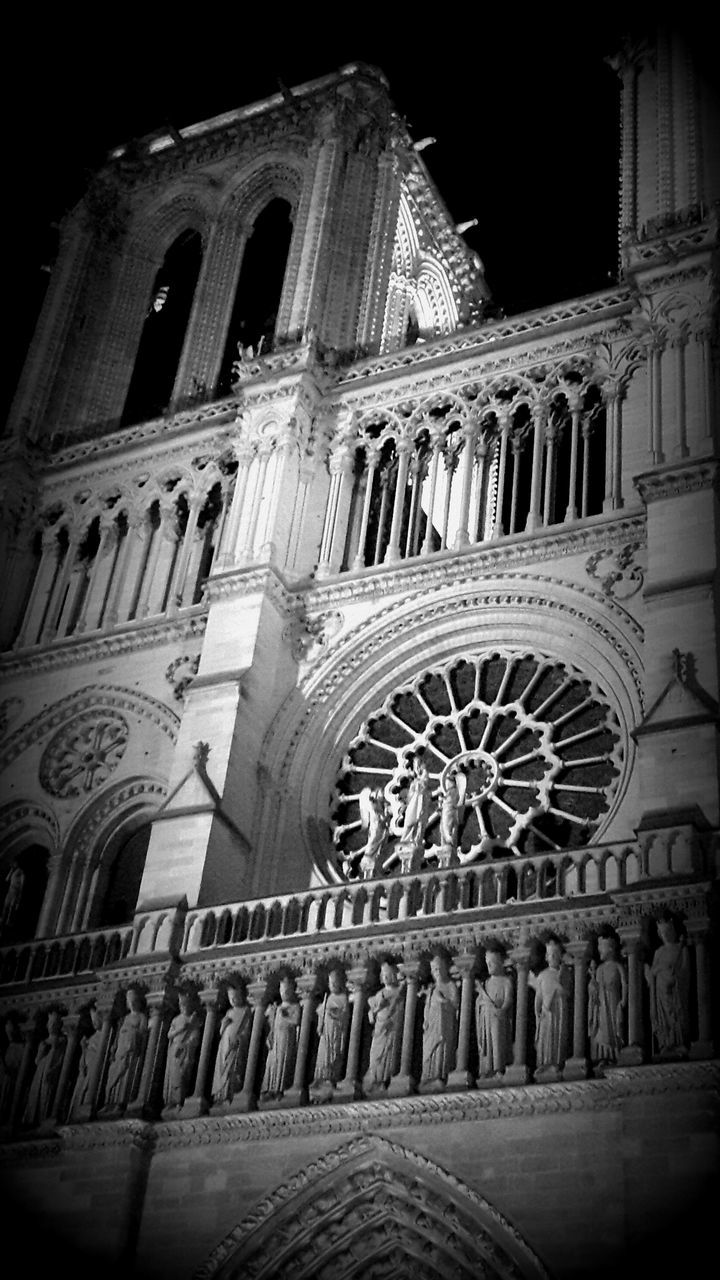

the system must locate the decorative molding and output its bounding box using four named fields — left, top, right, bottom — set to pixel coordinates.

left=0, top=613, right=207, bottom=680
left=634, top=457, right=719, bottom=504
